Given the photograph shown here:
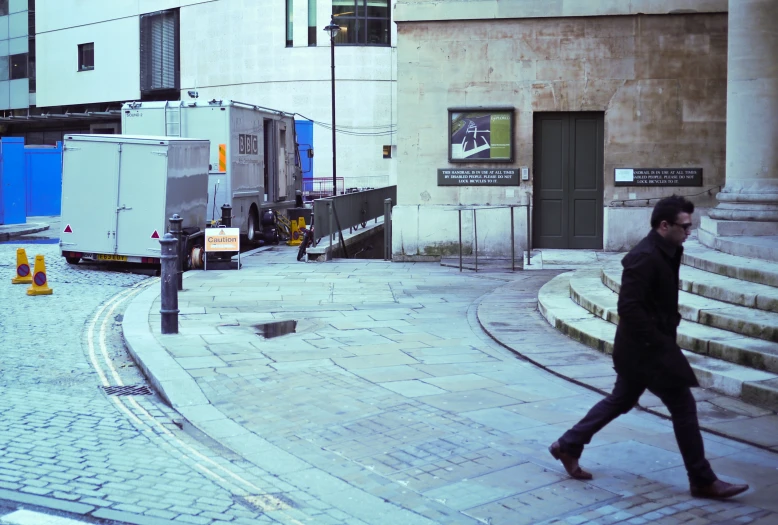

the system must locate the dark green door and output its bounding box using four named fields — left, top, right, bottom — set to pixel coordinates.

left=533, top=112, right=604, bottom=249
